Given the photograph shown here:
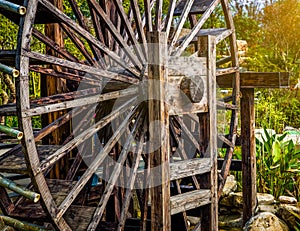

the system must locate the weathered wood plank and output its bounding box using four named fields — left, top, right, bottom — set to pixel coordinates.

left=163, top=0, right=176, bottom=38
left=170, top=158, right=211, bottom=181
left=113, top=0, right=145, bottom=63
left=173, top=0, right=221, bottom=56
left=87, top=111, right=144, bottom=229
left=169, top=0, right=194, bottom=53
left=38, top=97, right=136, bottom=174
left=89, top=0, right=144, bottom=69
left=38, top=0, right=140, bottom=76
left=174, top=0, right=213, bottom=16
left=117, top=137, right=144, bottom=231
left=23, top=50, right=139, bottom=84
left=217, top=72, right=290, bottom=88
left=23, top=87, right=137, bottom=117
left=241, top=88, right=257, bottom=226
left=170, top=189, right=211, bottom=215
